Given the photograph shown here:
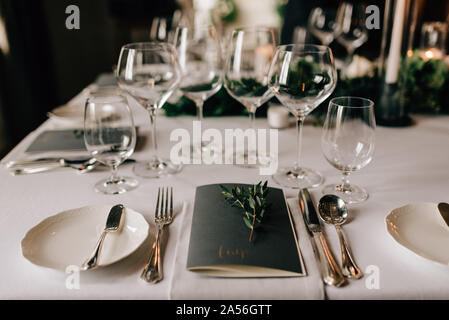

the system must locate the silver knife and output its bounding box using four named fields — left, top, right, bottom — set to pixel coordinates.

left=299, top=189, right=346, bottom=287
left=6, top=158, right=136, bottom=169
left=81, top=204, right=125, bottom=270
